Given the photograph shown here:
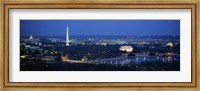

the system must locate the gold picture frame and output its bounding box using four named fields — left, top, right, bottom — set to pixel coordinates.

left=0, top=0, right=199, bottom=91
